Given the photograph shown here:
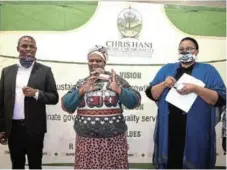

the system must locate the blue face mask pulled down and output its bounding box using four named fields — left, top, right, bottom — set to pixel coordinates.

left=19, top=56, right=35, bottom=68
left=178, top=51, right=196, bottom=63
